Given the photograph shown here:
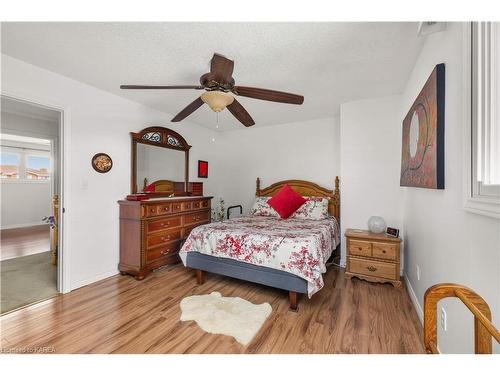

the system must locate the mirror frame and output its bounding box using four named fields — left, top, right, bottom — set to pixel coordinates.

left=131, top=126, right=191, bottom=196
